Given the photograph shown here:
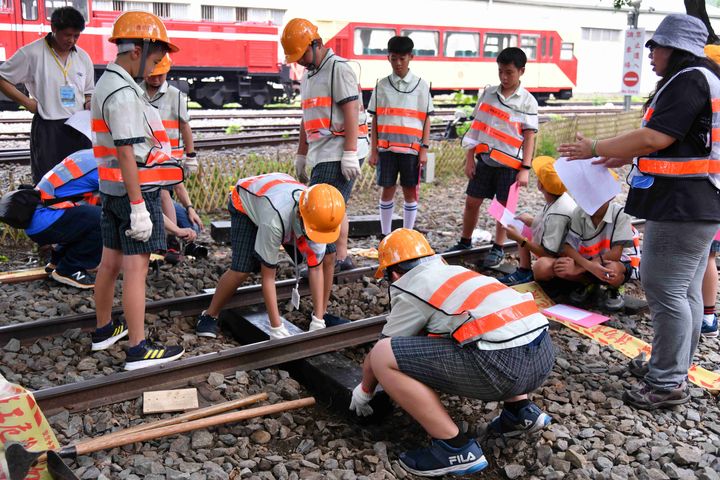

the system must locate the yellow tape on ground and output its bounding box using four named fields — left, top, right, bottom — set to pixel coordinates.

left=512, top=282, right=720, bottom=393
